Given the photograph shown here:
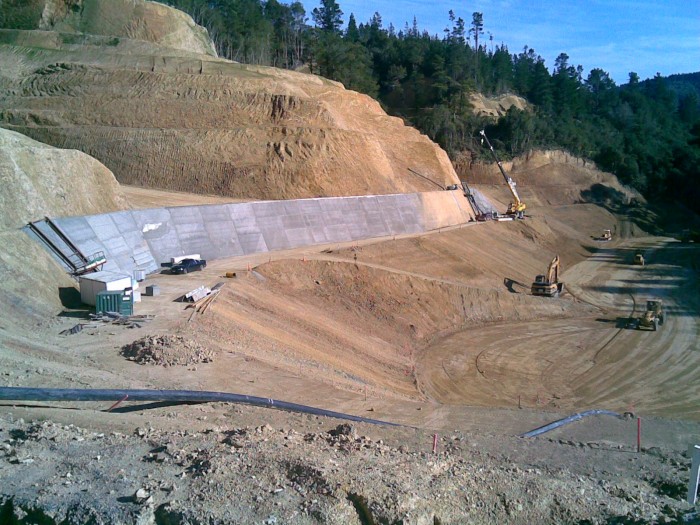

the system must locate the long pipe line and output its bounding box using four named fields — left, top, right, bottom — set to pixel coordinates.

left=407, top=168, right=445, bottom=190
left=0, top=388, right=624, bottom=436
left=519, top=409, right=622, bottom=438
left=0, top=387, right=406, bottom=428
